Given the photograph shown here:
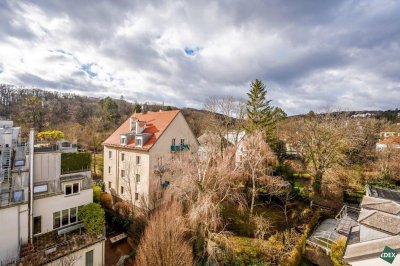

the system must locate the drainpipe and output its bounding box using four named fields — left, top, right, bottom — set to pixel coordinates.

left=28, top=128, right=34, bottom=244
